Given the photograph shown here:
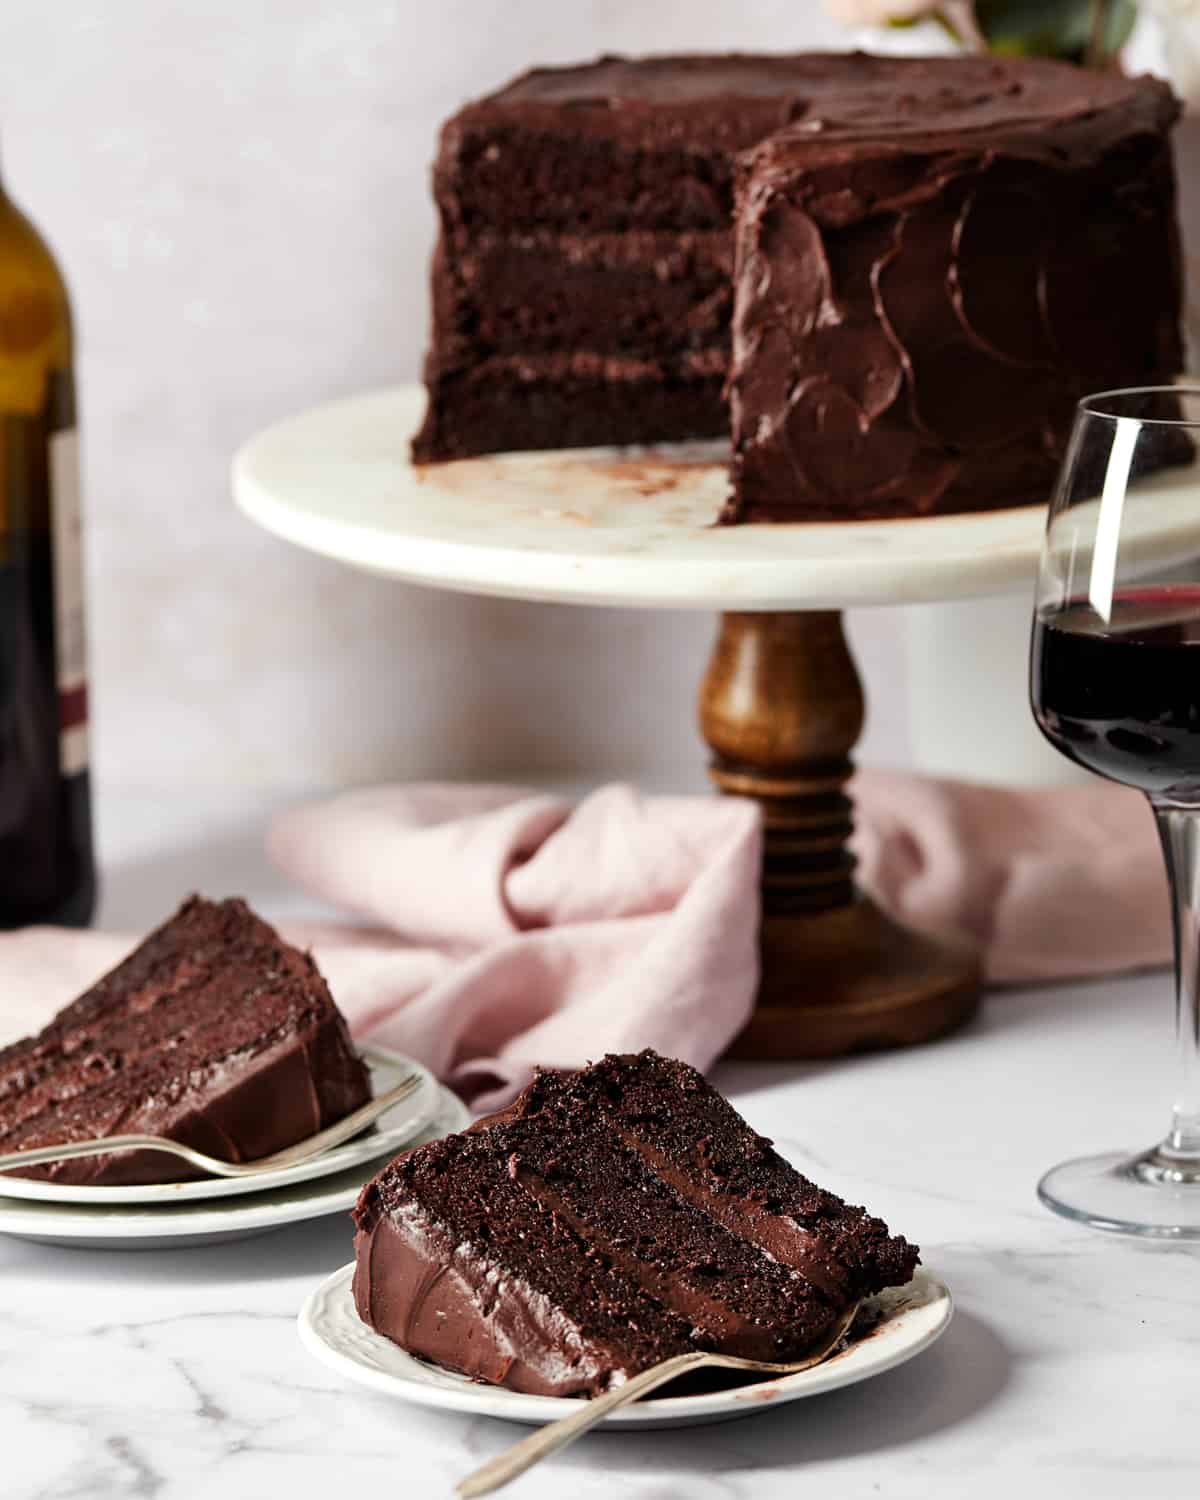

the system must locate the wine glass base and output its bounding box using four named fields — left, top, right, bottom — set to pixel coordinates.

left=1038, top=1148, right=1200, bottom=1239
